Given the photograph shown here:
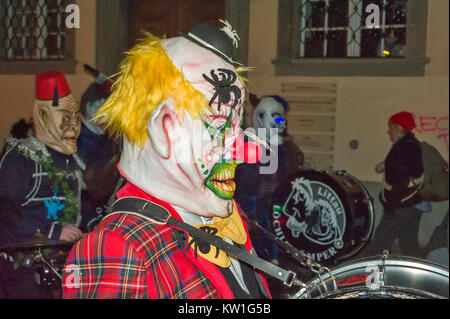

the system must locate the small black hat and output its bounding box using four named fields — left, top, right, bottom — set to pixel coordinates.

left=178, top=20, right=243, bottom=66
